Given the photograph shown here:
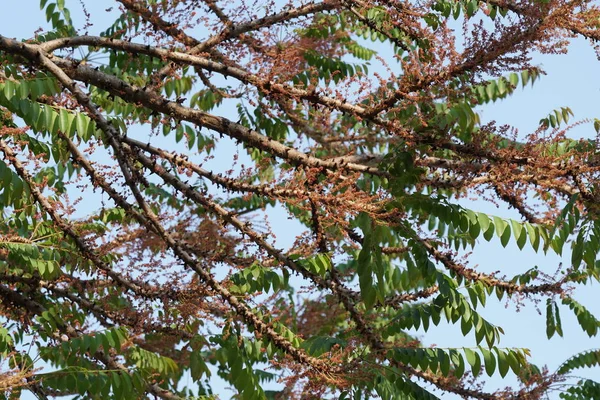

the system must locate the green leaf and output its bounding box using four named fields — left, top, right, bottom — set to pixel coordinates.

left=480, top=347, right=496, bottom=376
left=464, top=348, right=481, bottom=376
left=500, top=223, right=511, bottom=248
left=510, top=220, right=526, bottom=250
left=493, top=217, right=507, bottom=239
left=59, top=108, right=74, bottom=134
left=554, top=302, right=563, bottom=337
left=75, top=112, right=90, bottom=141
left=557, top=350, right=600, bottom=375
left=477, top=213, right=490, bottom=233
left=496, top=349, right=509, bottom=378
left=526, top=223, right=540, bottom=252
left=546, top=299, right=556, bottom=339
